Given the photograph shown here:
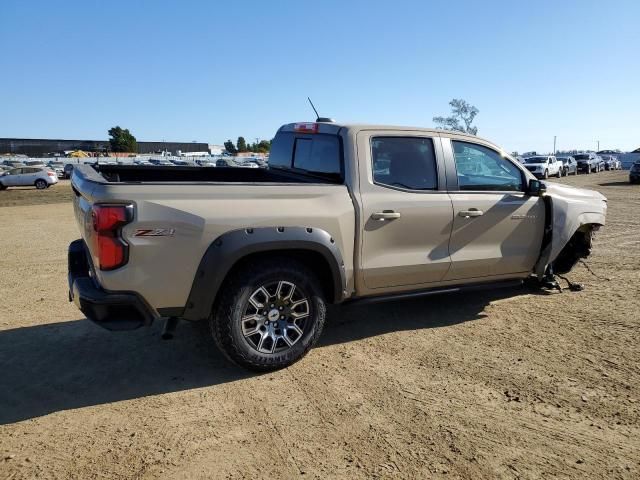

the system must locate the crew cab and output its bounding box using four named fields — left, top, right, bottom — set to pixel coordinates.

left=522, top=155, right=562, bottom=179
left=68, top=121, right=607, bottom=371
left=574, top=153, right=601, bottom=173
